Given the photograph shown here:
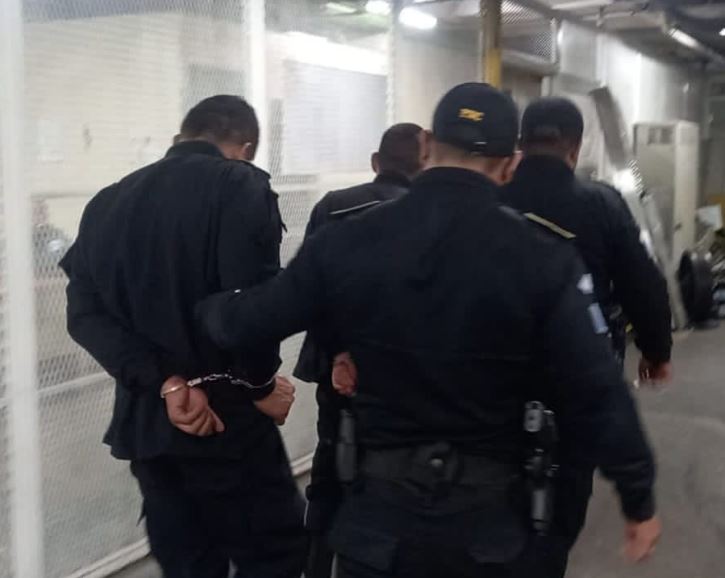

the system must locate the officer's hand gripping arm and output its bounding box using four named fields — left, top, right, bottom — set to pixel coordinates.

left=216, top=173, right=284, bottom=397
left=197, top=233, right=327, bottom=357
